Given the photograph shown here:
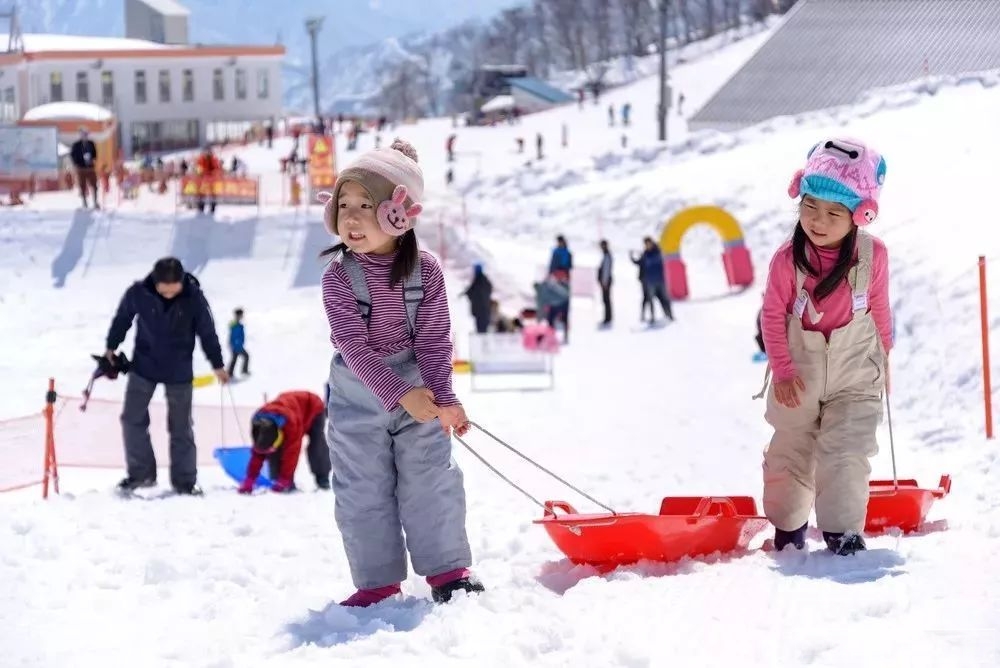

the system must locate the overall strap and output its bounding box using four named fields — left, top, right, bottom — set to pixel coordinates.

left=850, top=230, right=873, bottom=320
left=340, top=252, right=372, bottom=327
left=401, top=254, right=423, bottom=339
